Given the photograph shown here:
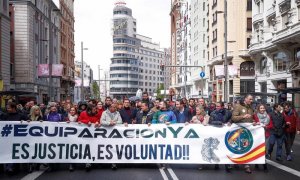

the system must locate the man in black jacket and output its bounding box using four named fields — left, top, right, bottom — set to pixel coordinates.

left=136, top=103, right=154, bottom=124
left=0, top=102, right=28, bottom=175
left=209, top=102, right=232, bottom=126
left=142, top=92, right=154, bottom=109
left=268, top=103, right=285, bottom=161
left=119, top=99, right=137, bottom=124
